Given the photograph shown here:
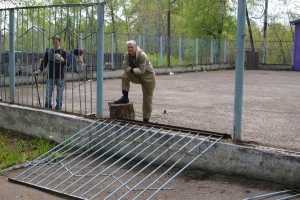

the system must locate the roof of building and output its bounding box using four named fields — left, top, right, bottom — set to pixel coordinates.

left=290, top=19, right=300, bottom=25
